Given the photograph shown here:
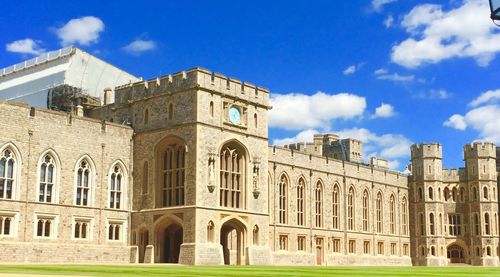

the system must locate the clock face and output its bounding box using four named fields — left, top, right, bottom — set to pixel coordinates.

left=228, top=106, right=241, bottom=124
